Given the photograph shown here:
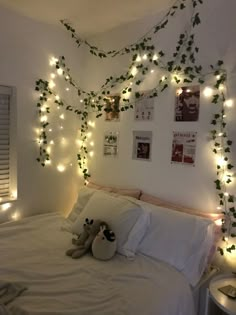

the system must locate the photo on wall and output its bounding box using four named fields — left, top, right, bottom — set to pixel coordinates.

left=132, top=131, right=152, bottom=161
left=103, top=131, right=119, bottom=157
left=175, top=86, right=200, bottom=121
left=134, top=93, right=154, bottom=121
left=171, top=131, right=197, bottom=166
left=104, top=95, right=120, bottom=121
